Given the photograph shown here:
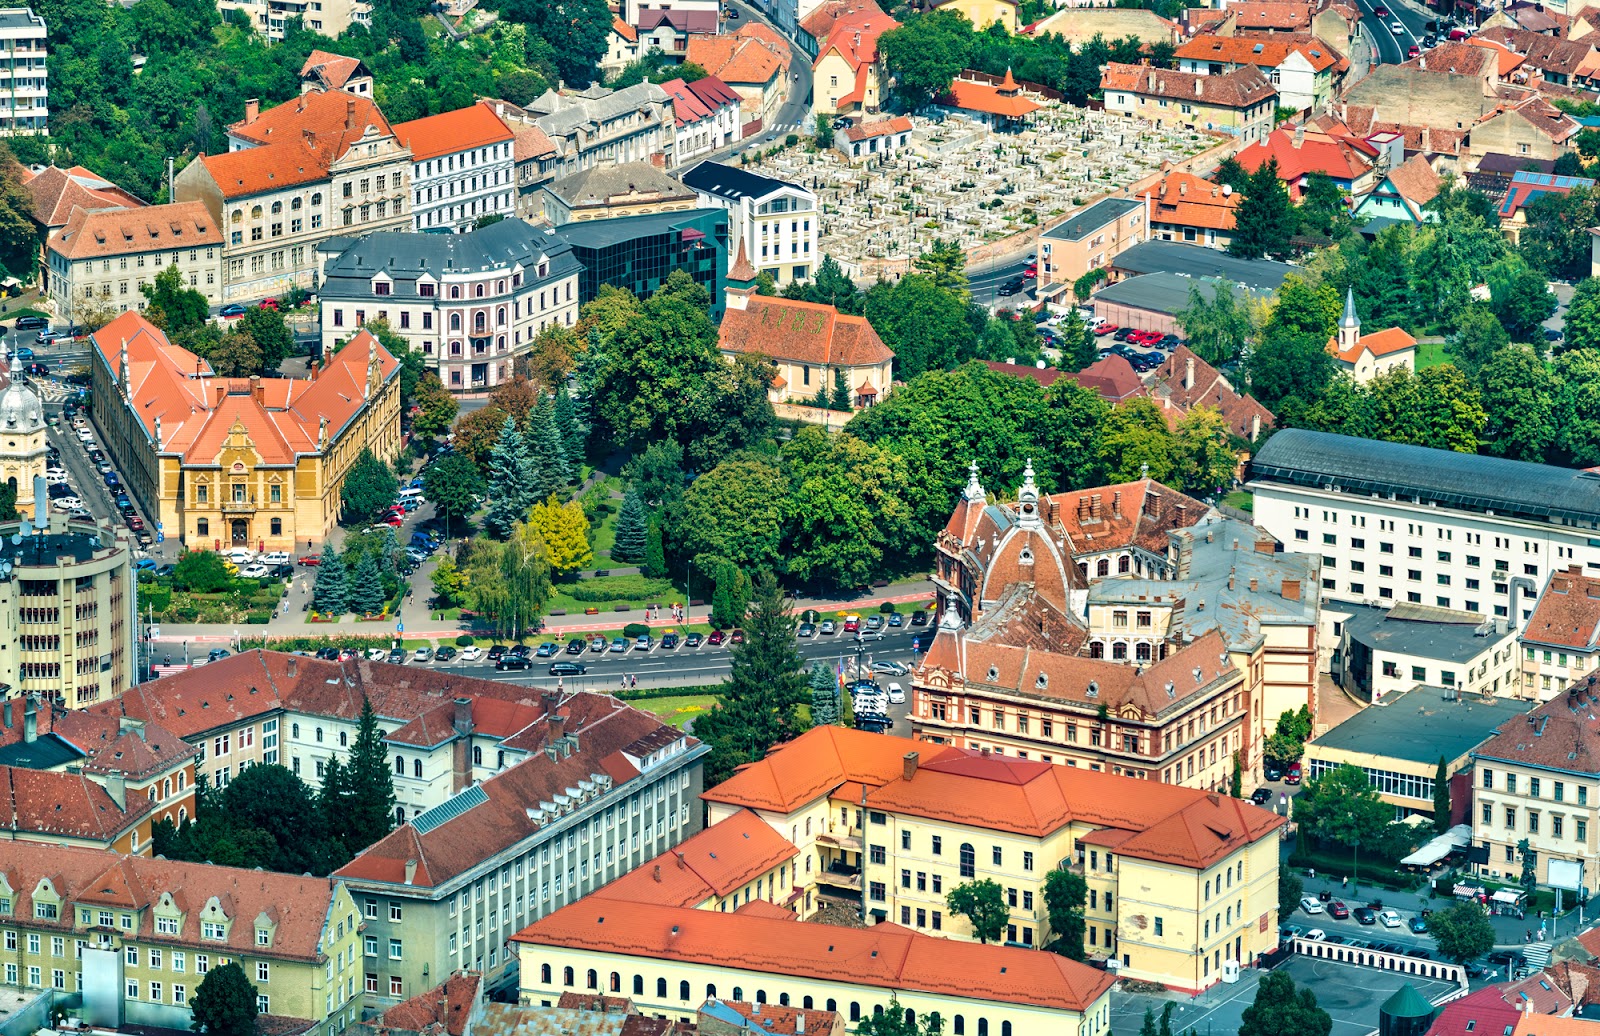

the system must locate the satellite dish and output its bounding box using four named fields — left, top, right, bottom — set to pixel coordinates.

left=7, top=535, right=17, bottom=546
left=17, top=520, right=31, bottom=537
